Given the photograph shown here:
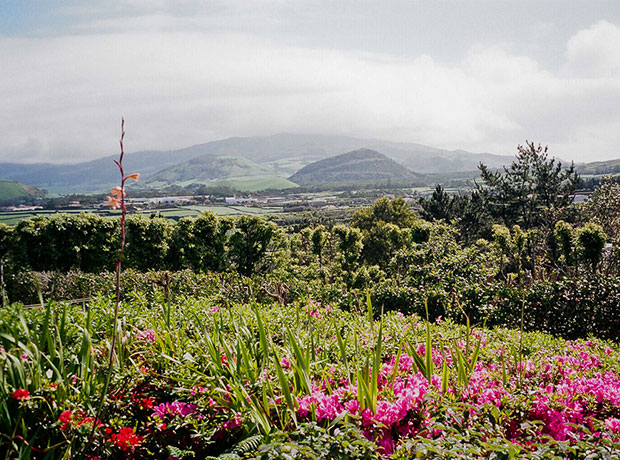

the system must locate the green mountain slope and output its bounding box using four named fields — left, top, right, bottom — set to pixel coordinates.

left=0, top=180, right=45, bottom=202
left=577, top=159, right=620, bottom=175
left=149, top=154, right=298, bottom=191
left=289, top=148, right=421, bottom=186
